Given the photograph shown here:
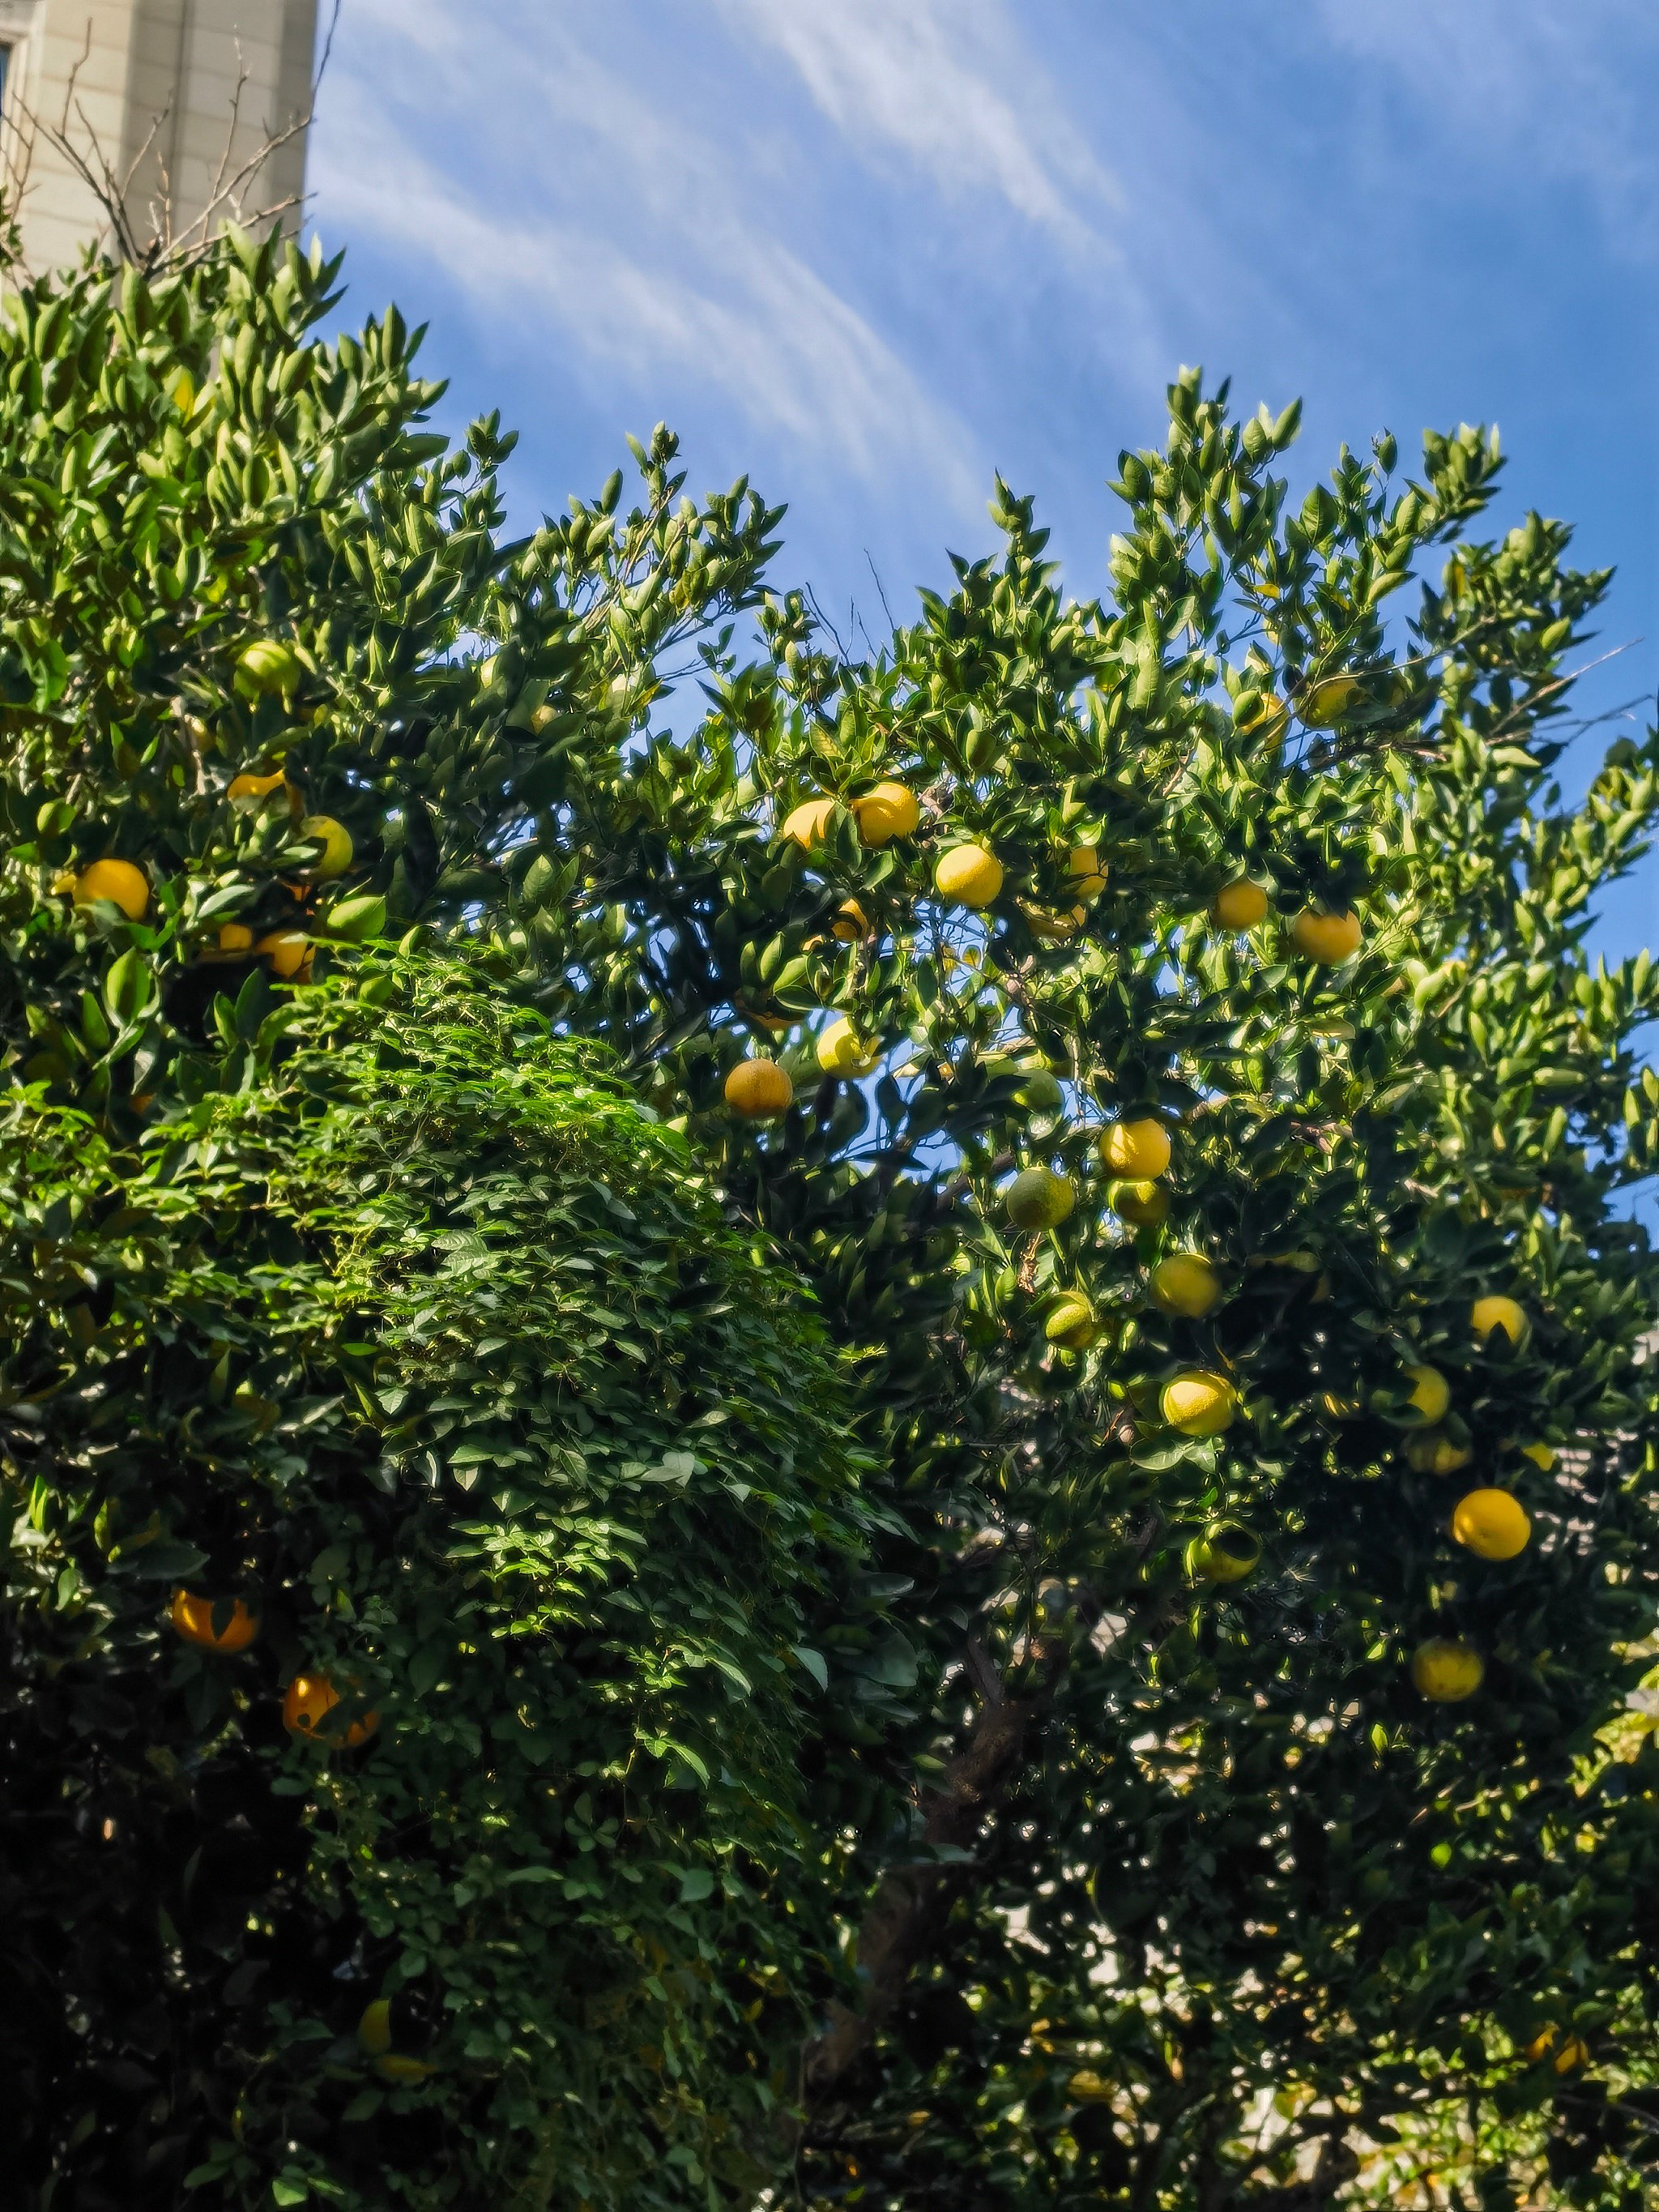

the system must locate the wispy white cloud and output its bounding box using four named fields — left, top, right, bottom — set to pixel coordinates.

left=309, top=0, right=982, bottom=515
left=710, top=0, right=1122, bottom=251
